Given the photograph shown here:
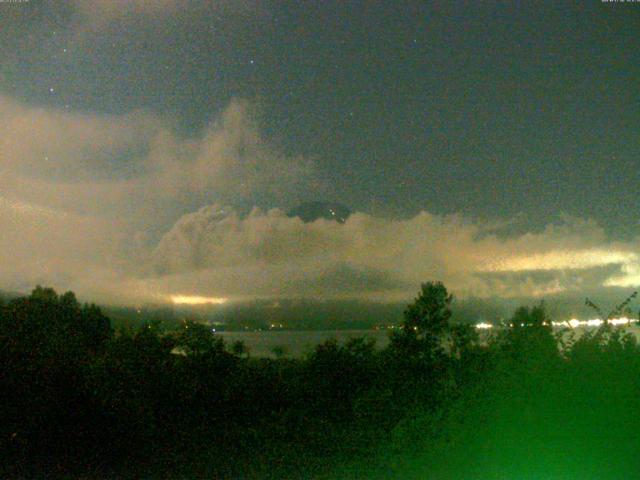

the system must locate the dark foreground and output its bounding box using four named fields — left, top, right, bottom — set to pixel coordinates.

left=2, top=283, right=640, bottom=479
